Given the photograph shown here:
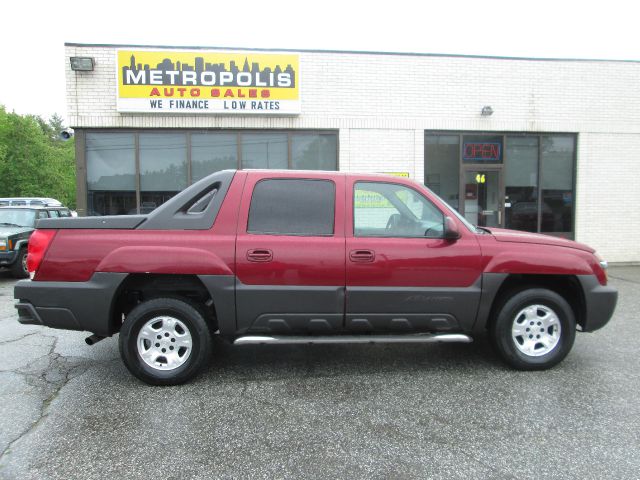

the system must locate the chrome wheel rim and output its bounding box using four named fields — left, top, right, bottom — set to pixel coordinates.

left=137, top=316, right=193, bottom=371
left=21, top=252, right=28, bottom=273
left=511, top=304, right=562, bottom=357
